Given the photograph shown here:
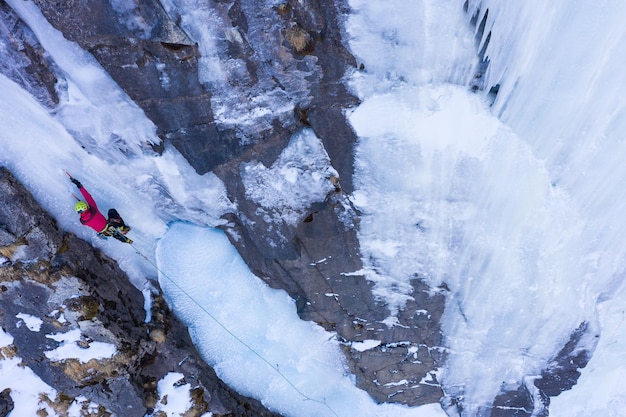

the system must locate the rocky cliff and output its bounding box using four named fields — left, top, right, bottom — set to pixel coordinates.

left=0, top=1, right=591, bottom=416
left=1, top=0, right=445, bottom=407
left=0, top=167, right=281, bottom=415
